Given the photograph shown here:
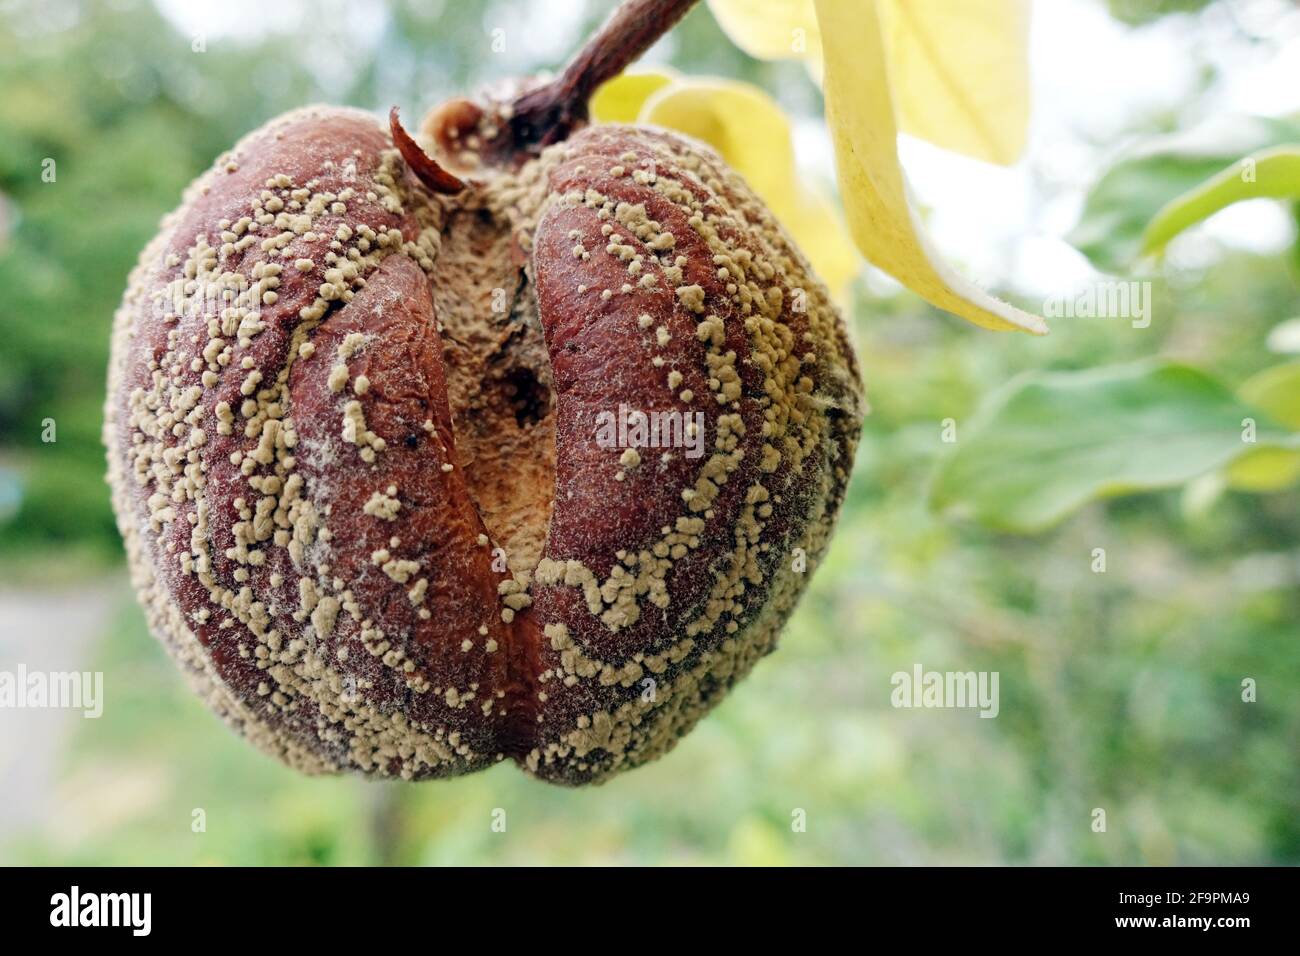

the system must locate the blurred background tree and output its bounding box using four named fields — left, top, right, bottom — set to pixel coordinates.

left=0, top=0, right=1296, bottom=865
